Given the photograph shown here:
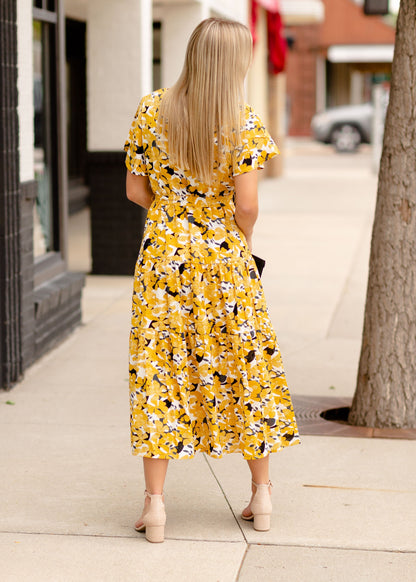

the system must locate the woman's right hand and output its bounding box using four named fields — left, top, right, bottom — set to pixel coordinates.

left=235, top=223, right=252, bottom=252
